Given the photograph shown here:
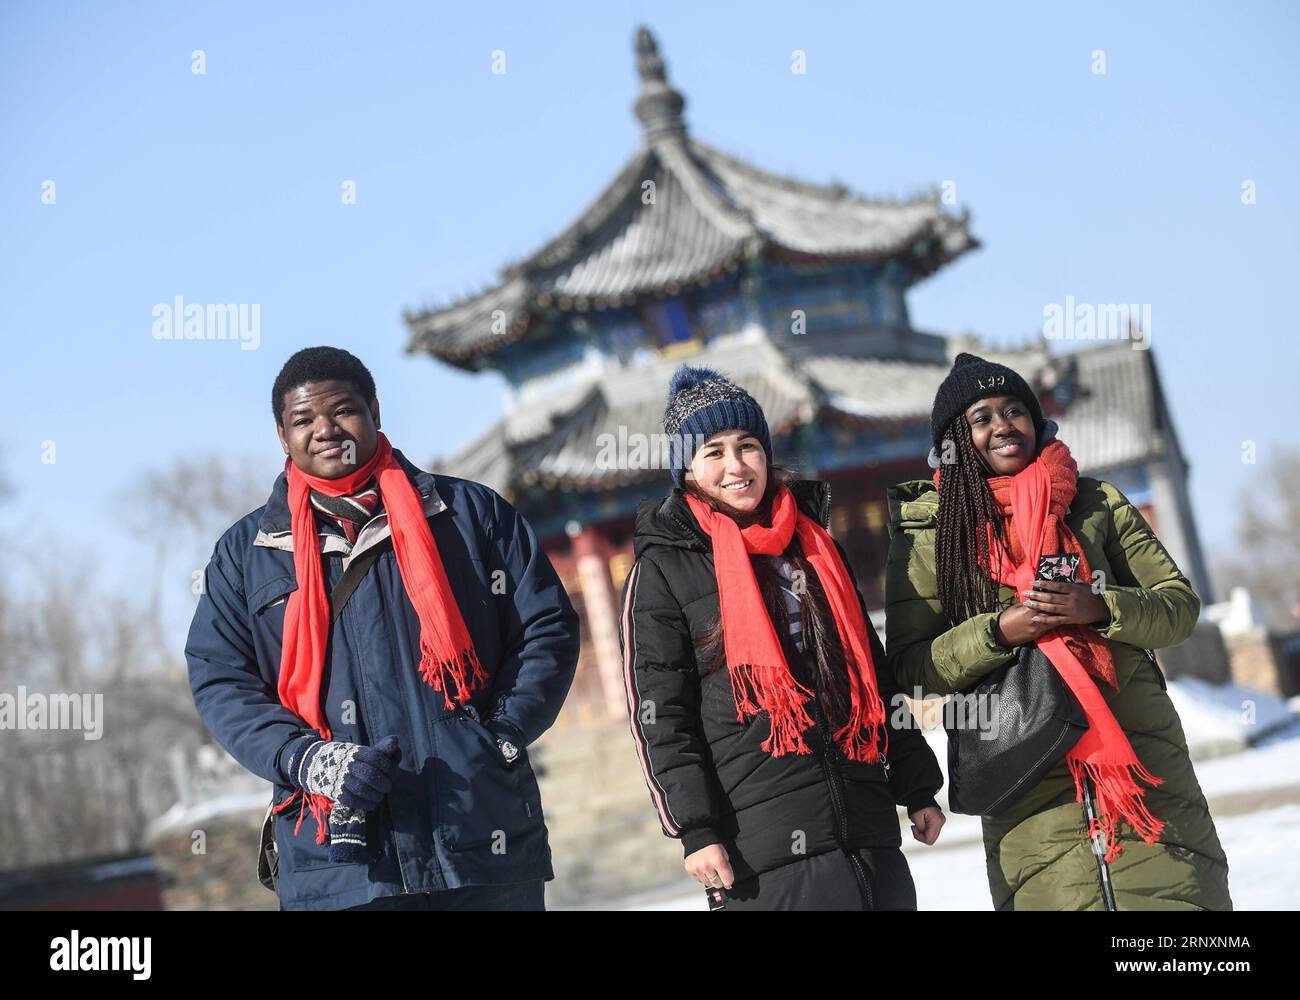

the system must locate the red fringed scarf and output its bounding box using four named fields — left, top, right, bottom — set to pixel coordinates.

left=272, top=431, right=486, bottom=842
left=936, top=439, right=1164, bottom=861
left=684, top=485, right=888, bottom=762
